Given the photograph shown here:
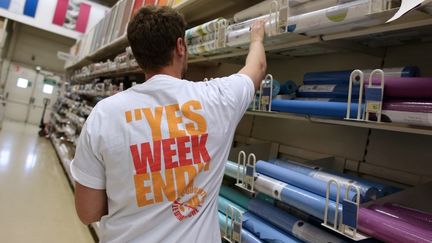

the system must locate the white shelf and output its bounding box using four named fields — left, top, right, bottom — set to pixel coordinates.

left=245, top=111, right=432, bottom=136
left=72, top=66, right=142, bottom=84
left=51, top=136, right=75, bottom=186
